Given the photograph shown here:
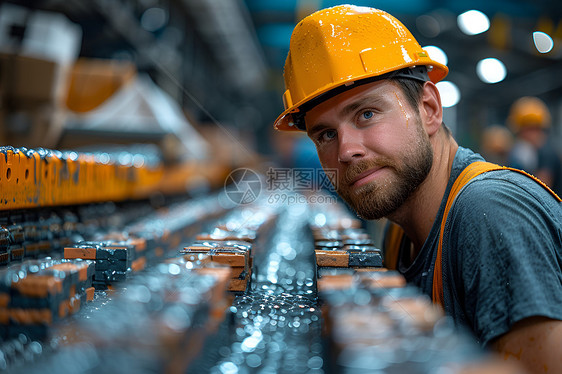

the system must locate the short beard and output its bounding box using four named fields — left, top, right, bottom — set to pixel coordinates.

left=336, top=124, right=433, bottom=220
